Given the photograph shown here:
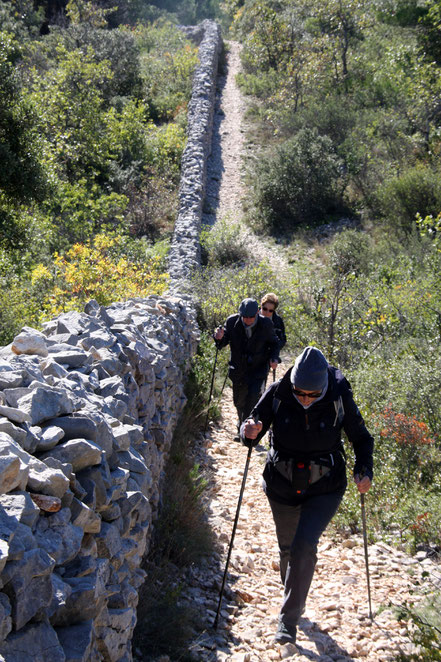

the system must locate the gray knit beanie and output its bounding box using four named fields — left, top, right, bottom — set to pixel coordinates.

left=290, top=346, right=328, bottom=391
